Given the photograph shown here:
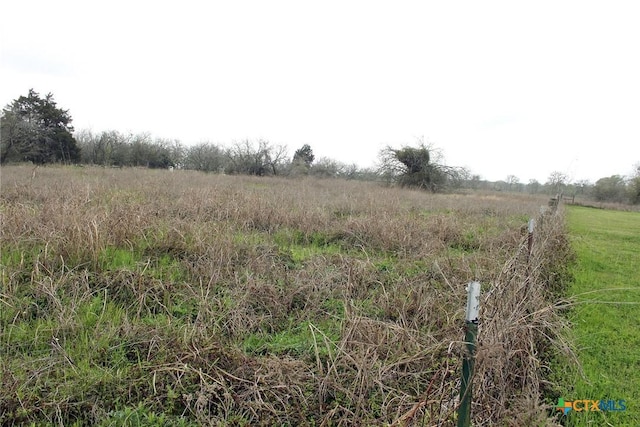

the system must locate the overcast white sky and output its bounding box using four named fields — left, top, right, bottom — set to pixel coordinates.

left=2, top=1, right=639, bottom=182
